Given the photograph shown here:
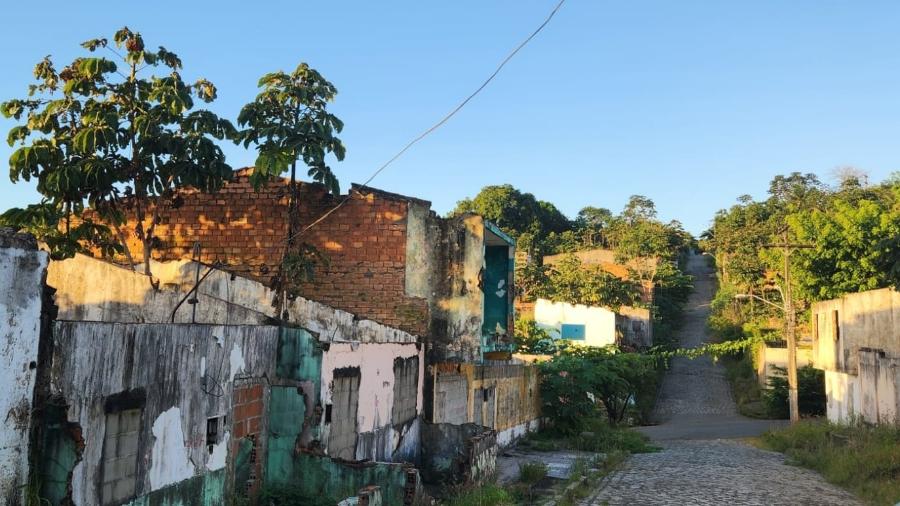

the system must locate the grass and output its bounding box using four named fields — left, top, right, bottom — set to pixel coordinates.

left=443, top=484, right=516, bottom=506
left=761, top=420, right=900, bottom=505
left=521, top=418, right=659, bottom=454
left=518, top=461, right=549, bottom=485
left=720, top=353, right=770, bottom=419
